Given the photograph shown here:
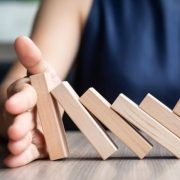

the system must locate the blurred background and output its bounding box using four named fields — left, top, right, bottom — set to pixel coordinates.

left=0, top=0, right=40, bottom=62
